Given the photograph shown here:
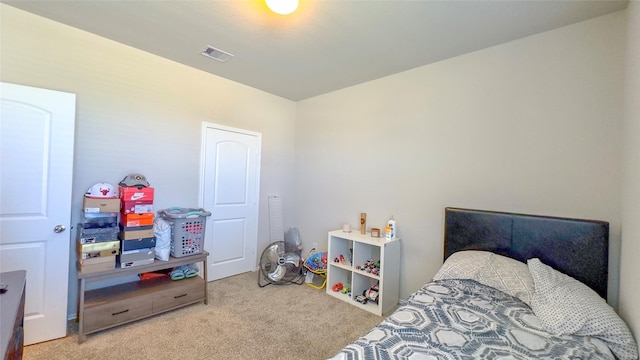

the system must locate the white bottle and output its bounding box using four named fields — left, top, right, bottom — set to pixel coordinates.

left=387, top=215, right=396, bottom=240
